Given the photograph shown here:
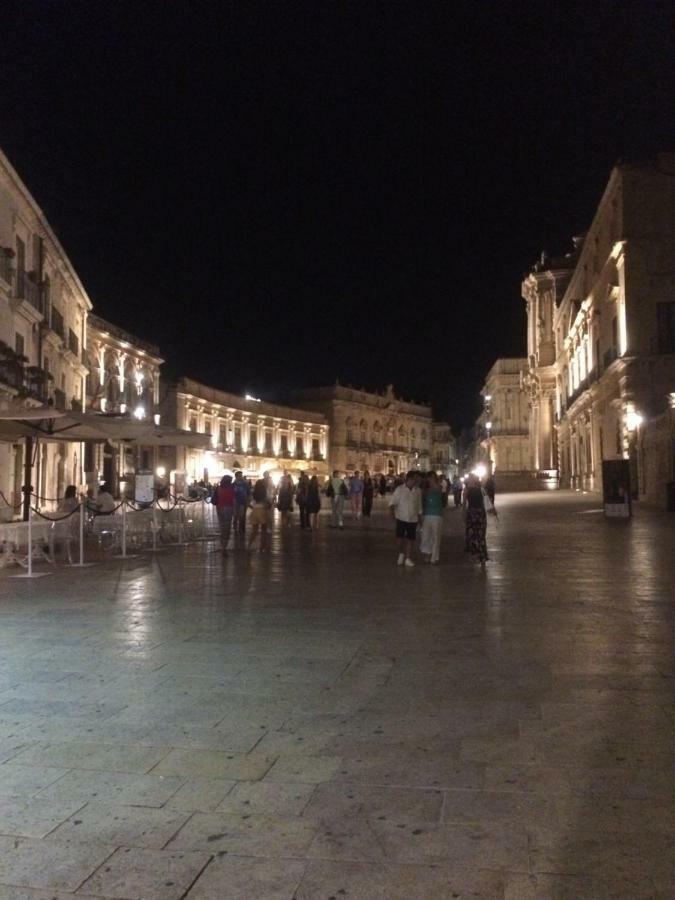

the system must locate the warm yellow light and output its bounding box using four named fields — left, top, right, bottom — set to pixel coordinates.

left=473, top=464, right=487, bottom=479
left=156, top=466, right=166, bottom=478
left=626, top=411, right=643, bottom=430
